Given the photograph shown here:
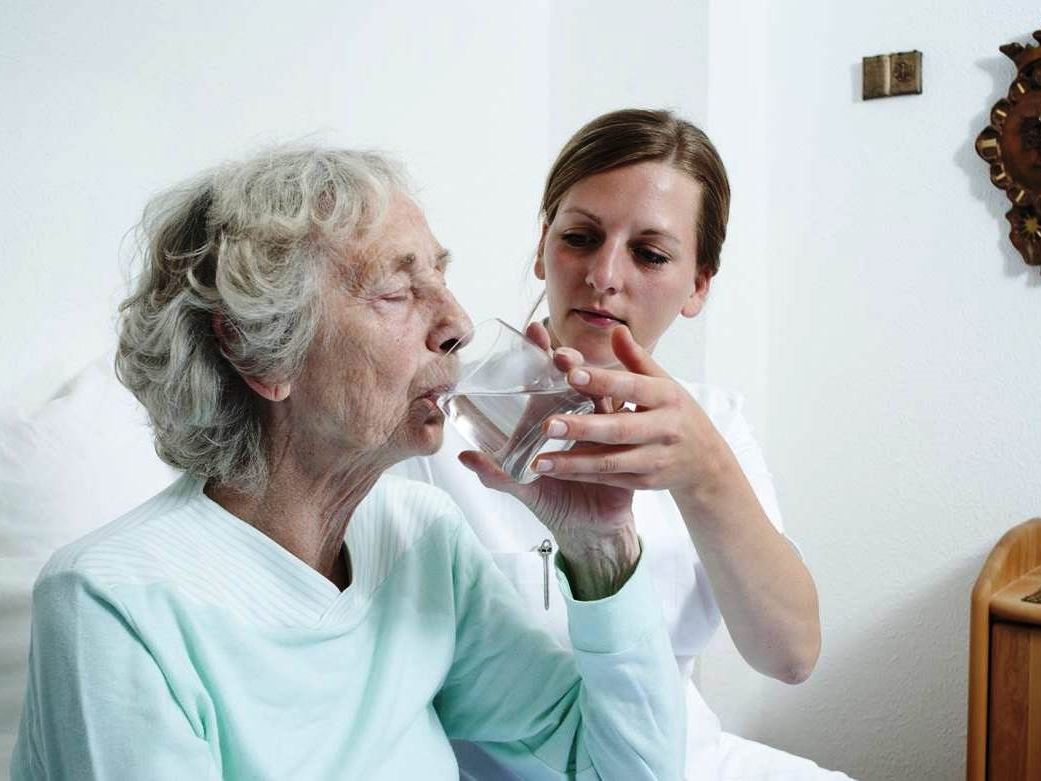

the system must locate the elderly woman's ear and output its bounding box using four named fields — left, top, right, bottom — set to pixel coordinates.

left=211, top=312, right=292, bottom=402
